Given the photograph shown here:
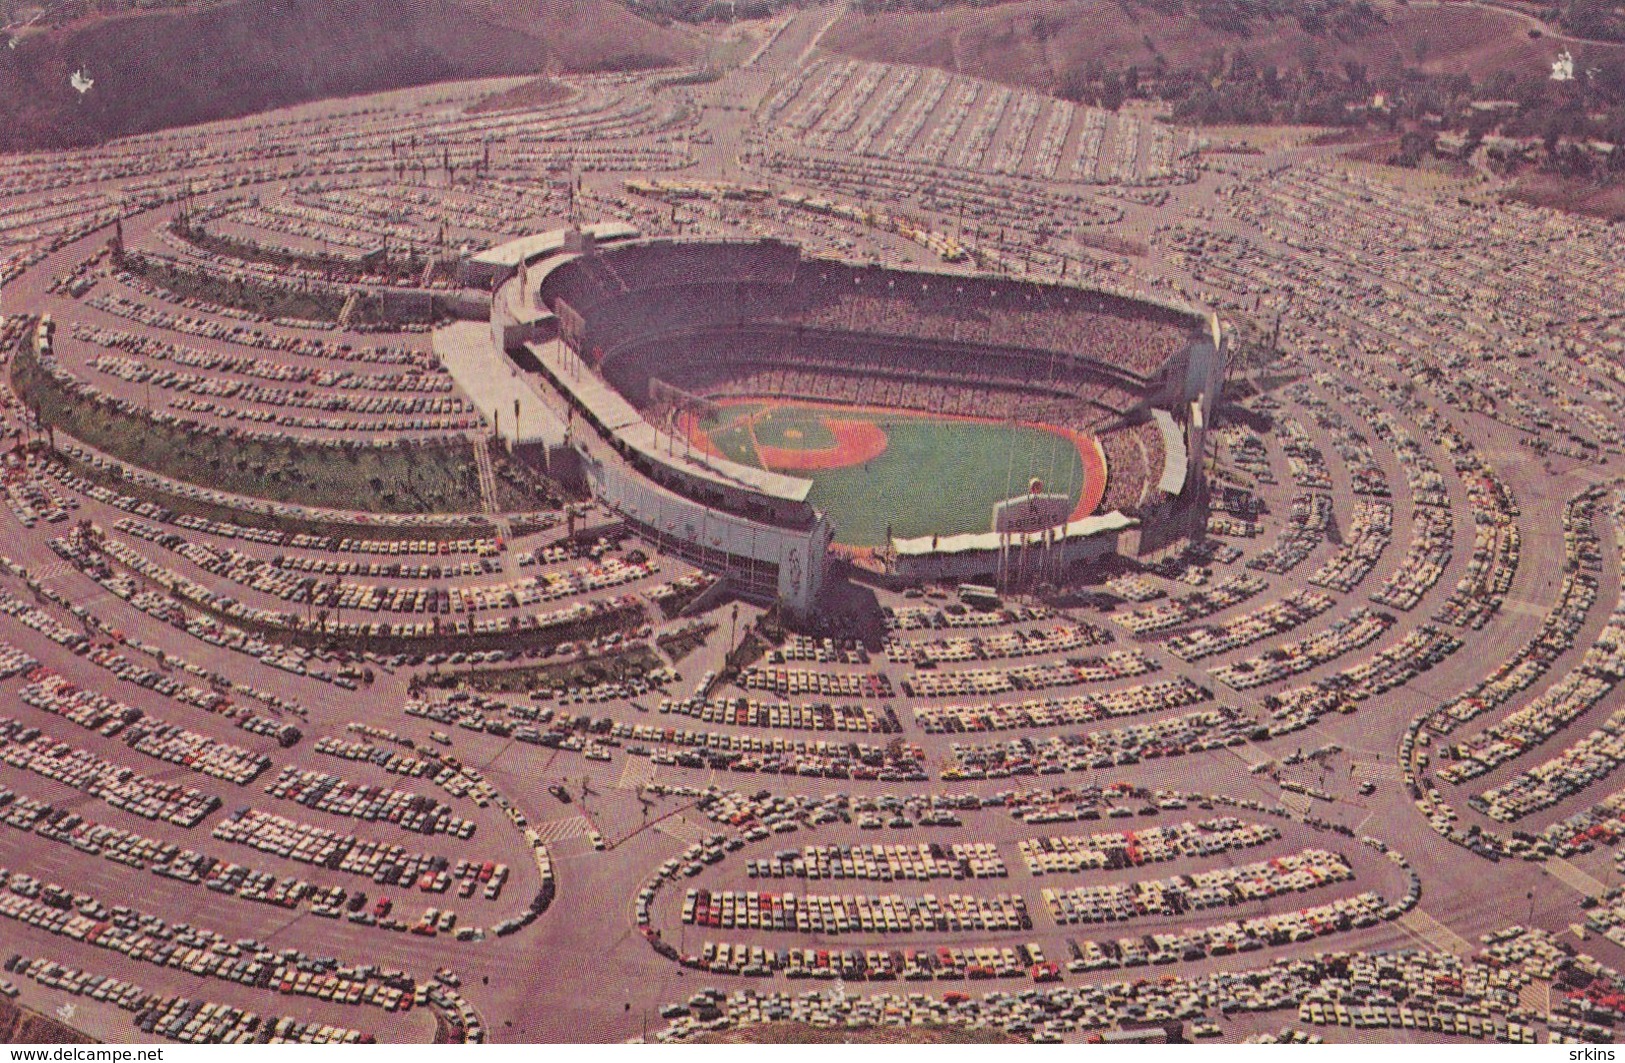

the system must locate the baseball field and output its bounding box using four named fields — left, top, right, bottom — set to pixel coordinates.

left=685, top=400, right=1105, bottom=548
